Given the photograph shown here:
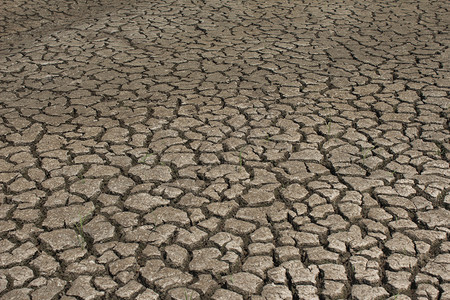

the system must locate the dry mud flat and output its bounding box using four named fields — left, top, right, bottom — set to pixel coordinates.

left=0, top=0, right=449, bottom=299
